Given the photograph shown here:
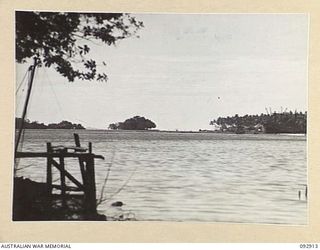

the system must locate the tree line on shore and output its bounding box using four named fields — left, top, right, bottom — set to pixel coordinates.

left=15, top=118, right=85, bottom=129
left=108, top=116, right=156, bottom=130
left=16, top=112, right=307, bottom=133
left=15, top=115, right=157, bottom=130
left=210, top=111, right=307, bottom=134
